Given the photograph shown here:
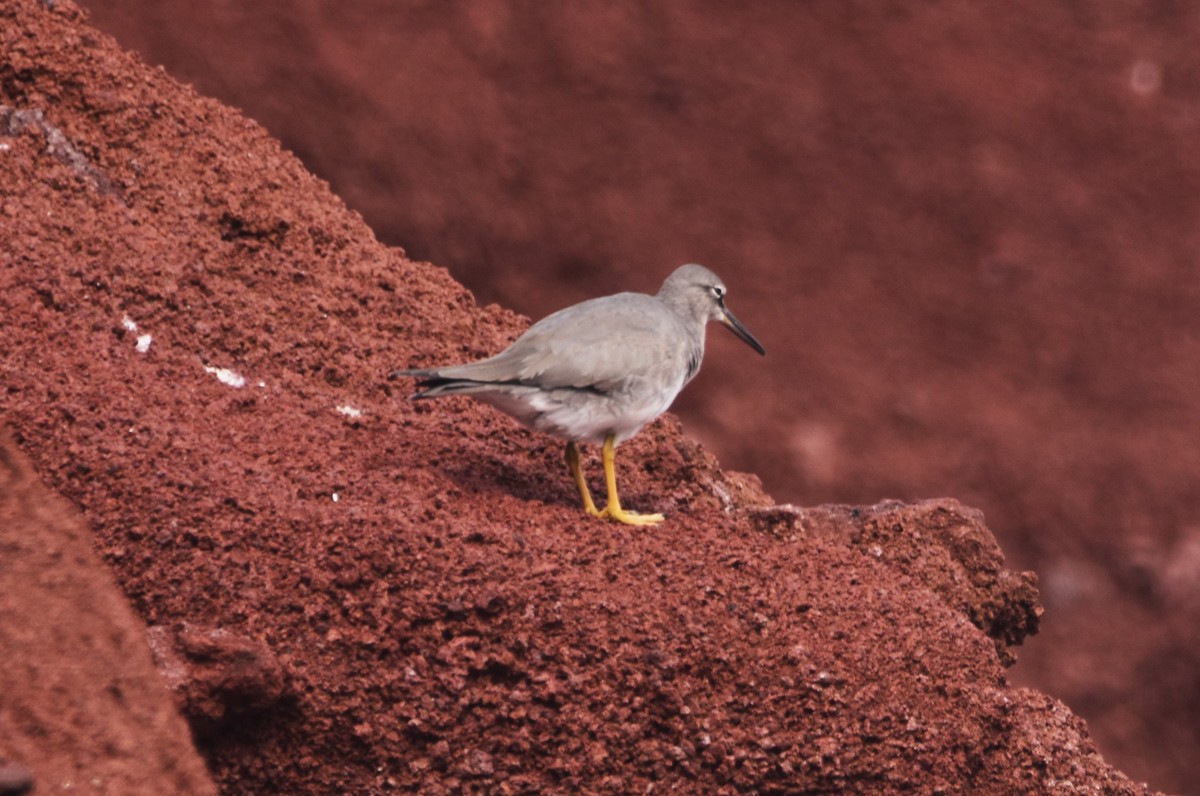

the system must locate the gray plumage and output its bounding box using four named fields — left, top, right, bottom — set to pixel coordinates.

left=391, top=264, right=764, bottom=446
